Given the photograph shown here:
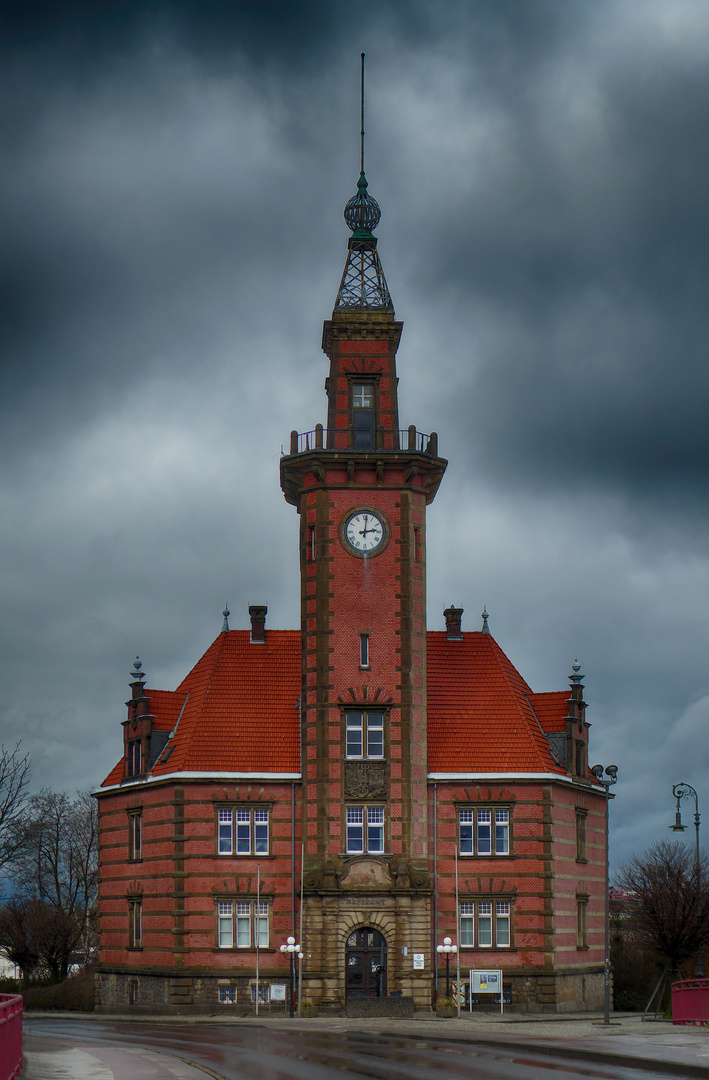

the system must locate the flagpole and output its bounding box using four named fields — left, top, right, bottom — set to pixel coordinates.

left=455, top=849, right=461, bottom=1018
left=255, top=864, right=260, bottom=1015
left=297, top=842, right=304, bottom=1016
